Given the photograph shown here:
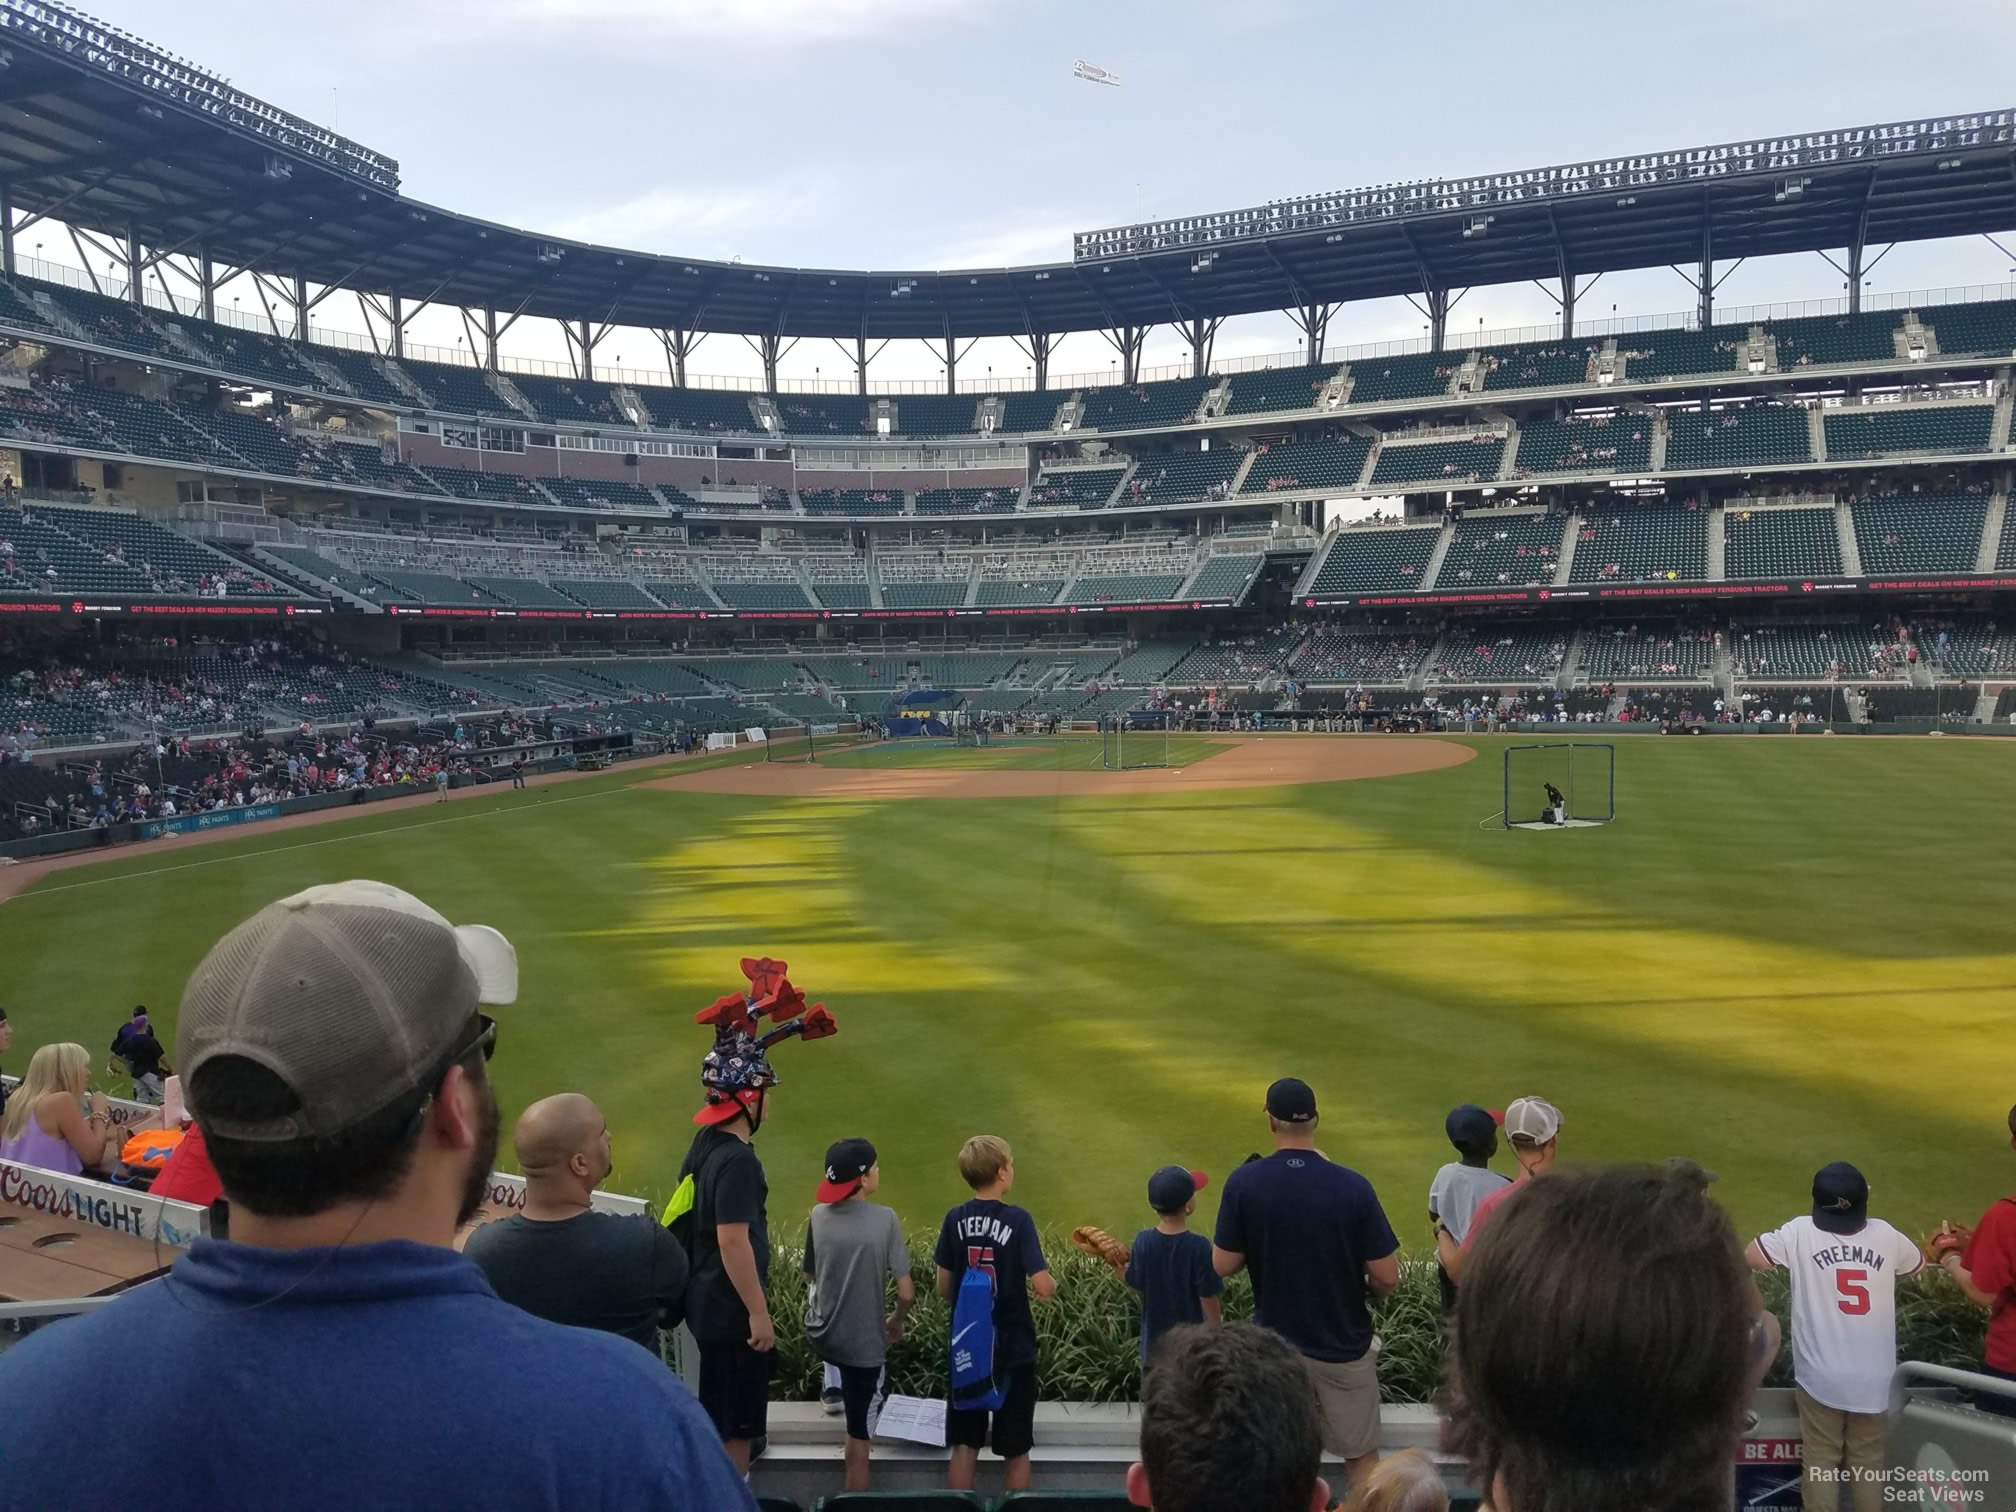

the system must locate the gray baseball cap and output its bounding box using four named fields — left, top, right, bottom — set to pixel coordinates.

left=1502, top=1096, right=1563, bottom=1145
left=179, top=880, right=517, bottom=1142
